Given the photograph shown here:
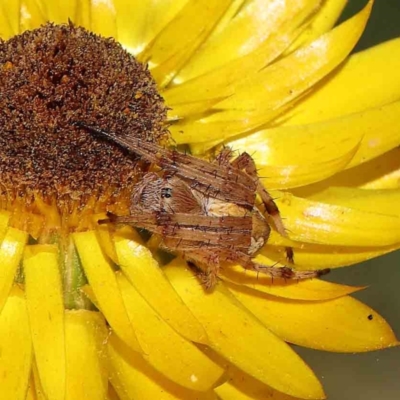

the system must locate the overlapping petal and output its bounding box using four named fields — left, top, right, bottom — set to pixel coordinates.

left=112, top=225, right=208, bottom=344
left=173, top=0, right=321, bottom=83
left=0, top=1, right=399, bottom=400
left=169, top=1, right=372, bottom=146
left=139, top=0, right=232, bottom=87
left=215, top=364, right=301, bottom=400
left=263, top=240, right=400, bottom=270
left=229, top=285, right=398, bottom=352
left=73, top=231, right=142, bottom=352
left=220, top=258, right=364, bottom=300
left=164, top=260, right=325, bottom=399
left=272, top=191, right=400, bottom=246
left=114, top=0, right=189, bottom=56
left=226, top=99, right=400, bottom=189
left=283, top=38, right=400, bottom=125
left=294, top=147, right=400, bottom=192
left=286, top=0, right=348, bottom=52
left=116, top=273, right=223, bottom=391
left=107, top=333, right=218, bottom=400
